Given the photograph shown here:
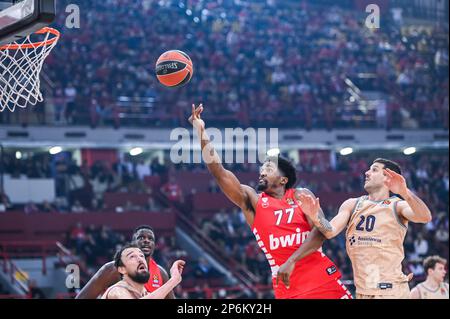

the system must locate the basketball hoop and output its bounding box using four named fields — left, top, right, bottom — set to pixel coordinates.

left=0, top=27, right=59, bottom=112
